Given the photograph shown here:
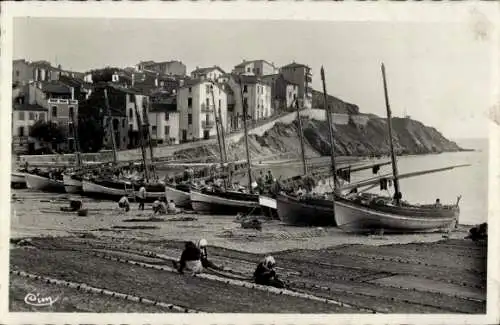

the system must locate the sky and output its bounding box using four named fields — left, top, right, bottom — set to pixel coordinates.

left=13, top=18, right=495, bottom=140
